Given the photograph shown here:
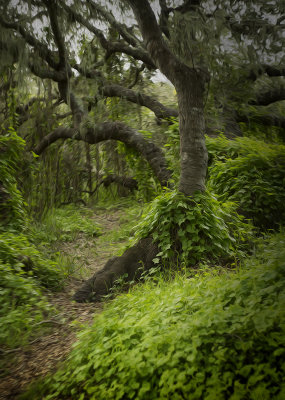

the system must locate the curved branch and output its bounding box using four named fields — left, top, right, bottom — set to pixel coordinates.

left=34, top=127, right=80, bottom=153
left=237, top=112, right=285, bottom=130
left=72, top=63, right=178, bottom=119
left=34, top=122, right=172, bottom=187
left=55, top=111, right=73, bottom=120
left=28, top=61, right=66, bottom=81
left=105, top=41, right=156, bottom=68
left=248, top=65, right=285, bottom=81
left=100, top=83, right=178, bottom=119
left=250, top=86, right=285, bottom=106
left=83, top=175, right=138, bottom=196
